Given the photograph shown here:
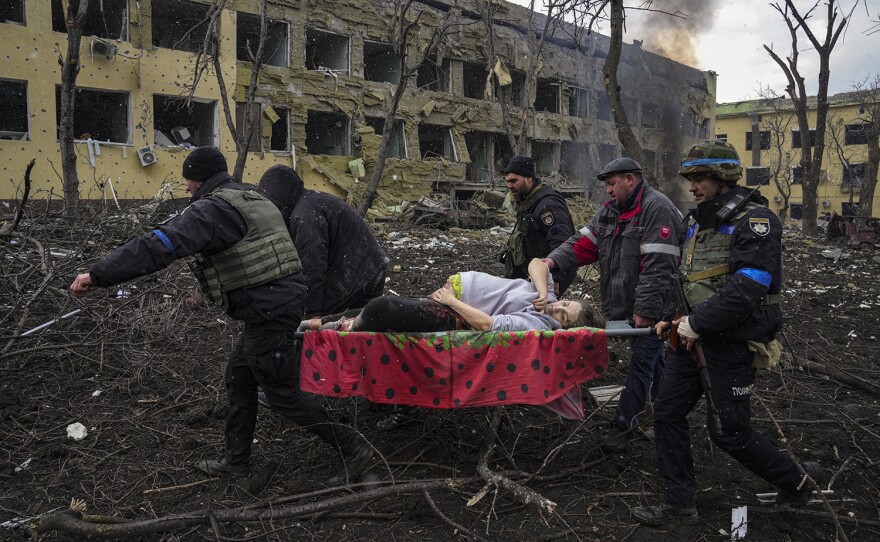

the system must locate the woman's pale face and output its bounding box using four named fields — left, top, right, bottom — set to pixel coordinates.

left=546, top=300, right=582, bottom=328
